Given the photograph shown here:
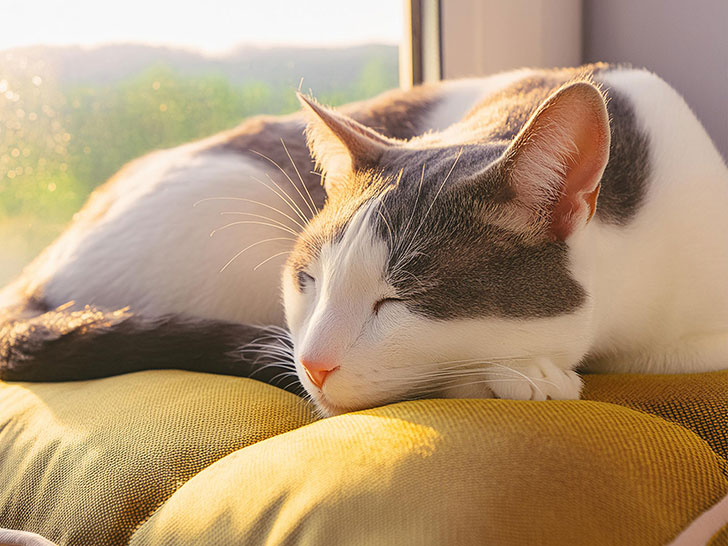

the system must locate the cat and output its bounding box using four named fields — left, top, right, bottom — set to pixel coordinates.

left=1, top=63, right=727, bottom=416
